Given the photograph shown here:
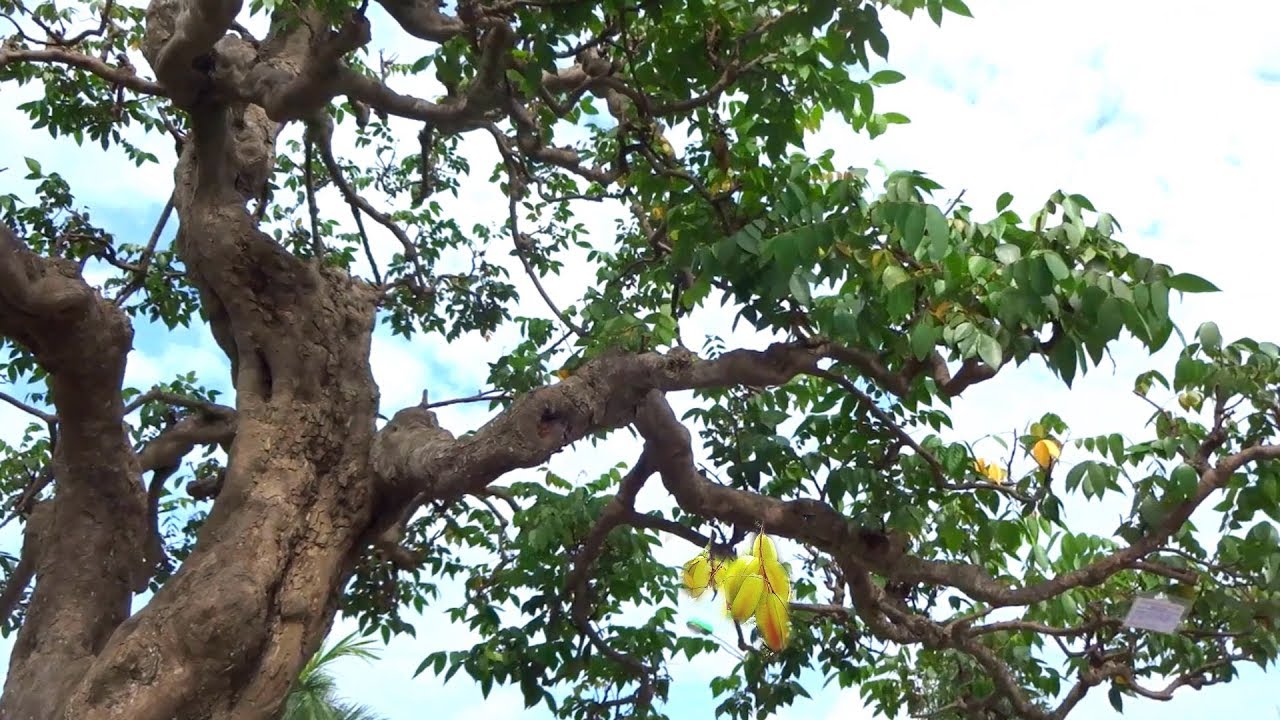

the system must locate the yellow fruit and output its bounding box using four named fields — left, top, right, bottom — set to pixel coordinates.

left=974, top=458, right=1007, bottom=484
left=722, top=556, right=758, bottom=607
left=751, top=532, right=778, bottom=564
left=681, top=552, right=712, bottom=599
left=1032, top=438, right=1061, bottom=470
left=731, top=574, right=765, bottom=622
left=760, top=558, right=791, bottom=602
left=755, top=592, right=790, bottom=652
